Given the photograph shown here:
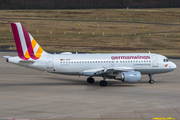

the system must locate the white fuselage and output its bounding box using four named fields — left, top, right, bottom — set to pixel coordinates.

left=7, top=53, right=176, bottom=76
left=8, top=23, right=177, bottom=86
